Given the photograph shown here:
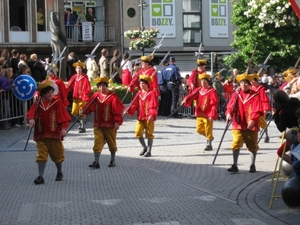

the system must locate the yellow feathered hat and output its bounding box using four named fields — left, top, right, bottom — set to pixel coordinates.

left=198, top=72, right=211, bottom=80
left=197, top=59, right=207, bottom=66
left=140, top=54, right=154, bottom=62
left=283, top=67, right=297, bottom=82
left=139, top=74, right=152, bottom=84
left=94, top=76, right=109, bottom=85
left=236, top=72, right=254, bottom=83
left=249, top=73, right=260, bottom=81
left=36, top=80, right=59, bottom=95
left=73, top=60, right=86, bottom=69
